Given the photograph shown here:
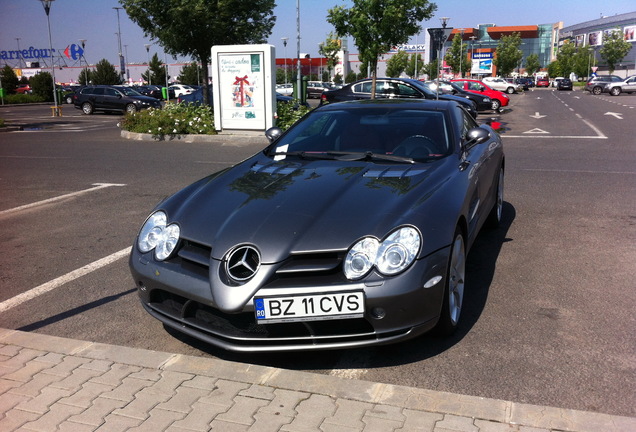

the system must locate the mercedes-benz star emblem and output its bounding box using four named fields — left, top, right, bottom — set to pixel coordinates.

left=226, top=246, right=261, bottom=282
